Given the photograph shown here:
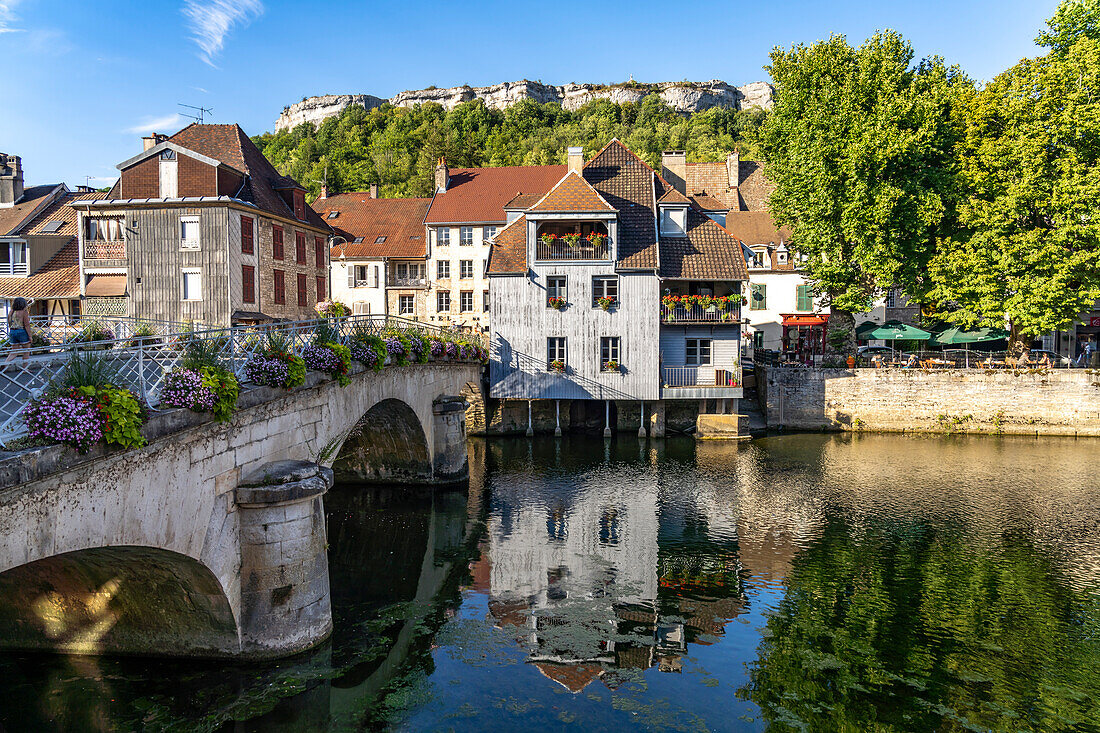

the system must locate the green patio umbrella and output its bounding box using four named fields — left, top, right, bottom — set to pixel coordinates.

left=865, top=321, right=931, bottom=359
left=930, top=326, right=1009, bottom=367
left=855, top=320, right=879, bottom=340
